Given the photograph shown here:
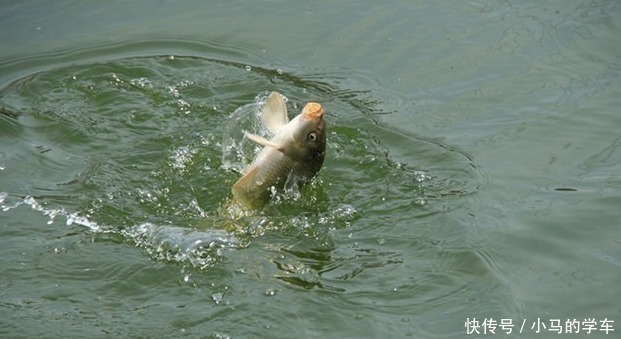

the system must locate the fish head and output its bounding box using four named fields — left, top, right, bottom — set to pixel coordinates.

left=284, top=102, right=326, bottom=174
